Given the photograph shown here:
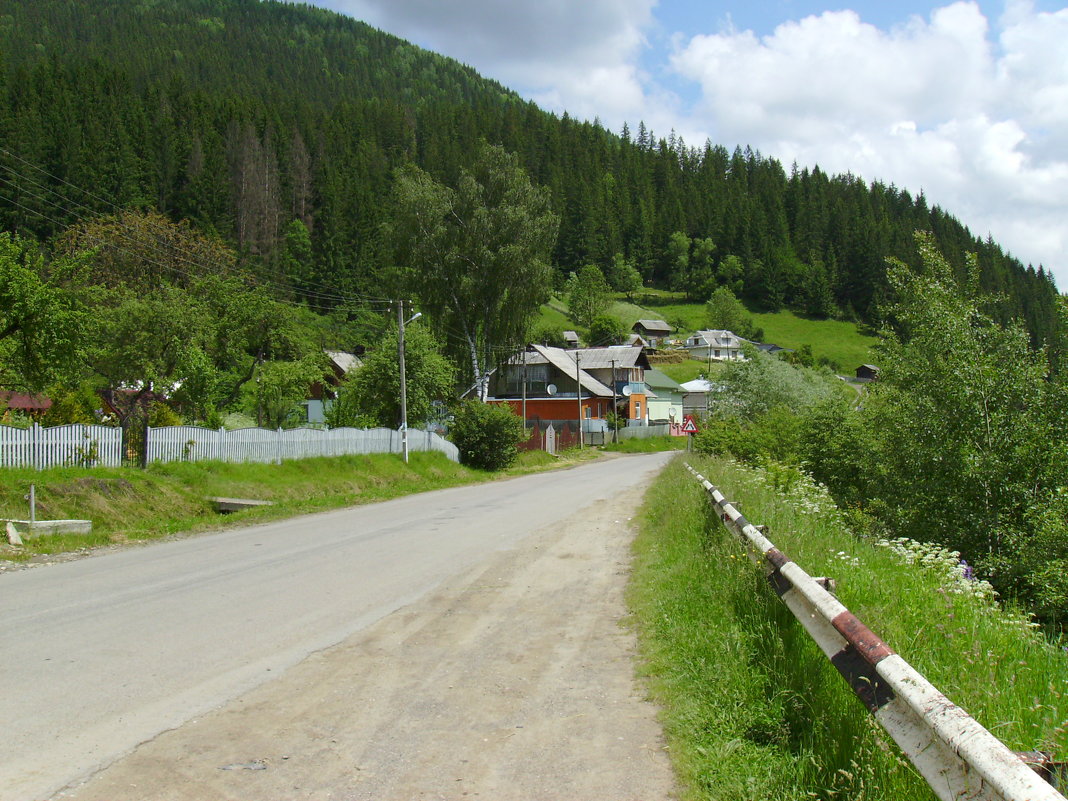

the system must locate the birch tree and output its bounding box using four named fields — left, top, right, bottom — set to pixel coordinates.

left=386, top=143, right=558, bottom=399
